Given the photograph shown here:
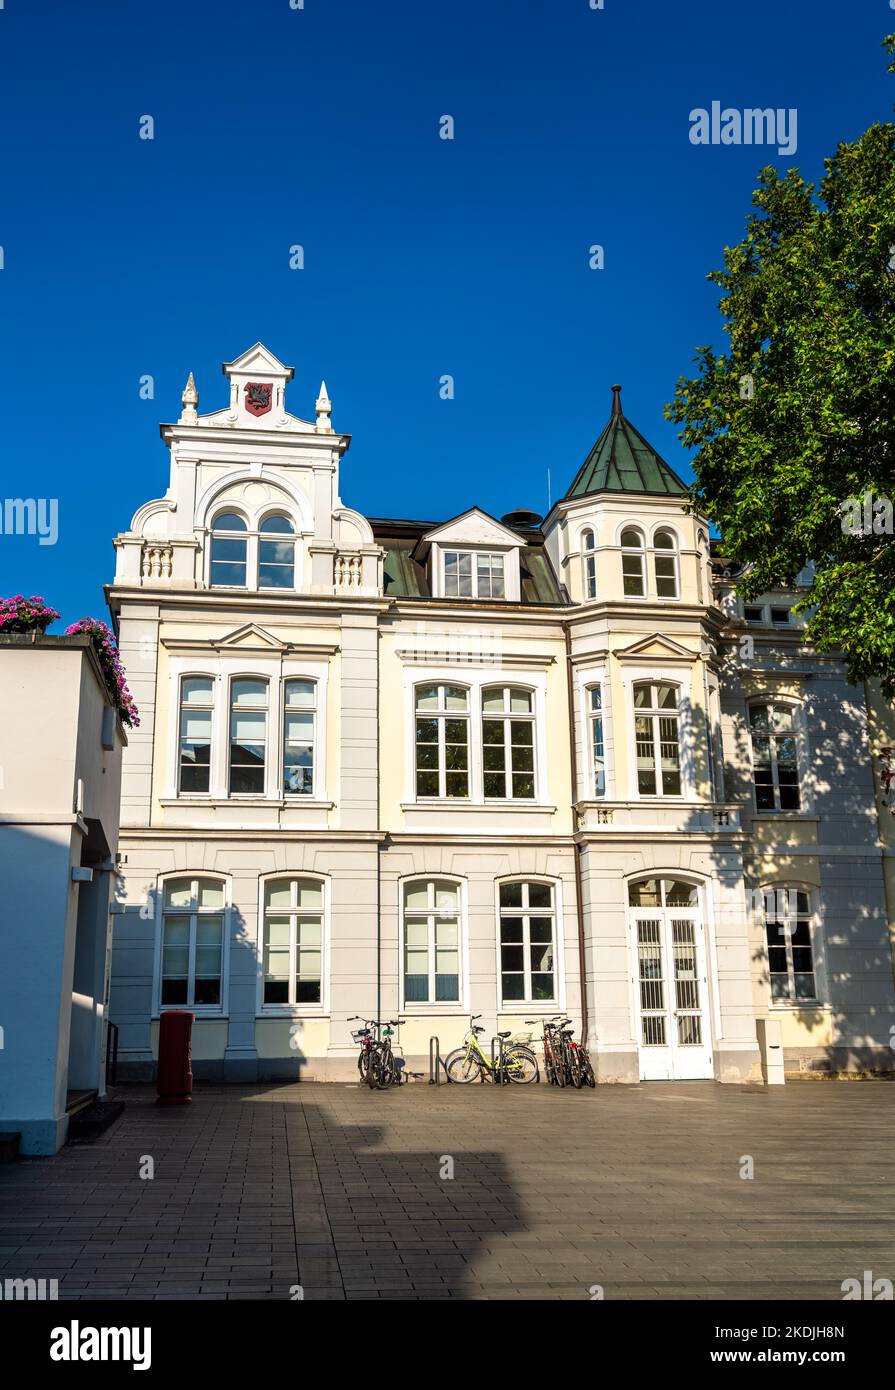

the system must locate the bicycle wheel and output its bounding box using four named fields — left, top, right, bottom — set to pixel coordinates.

left=552, top=1049, right=566, bottom=1087
left=504, top=1047, right=538, bottom=1084
left=357, top=1050, right=370, bottom=1083
left=444, top=1048, right=482, bottom=1084
left=367, top=1047, right=381, bottom=1089
left=569, top=1050, right=584, bottom=1089
left=581, top=1056, right=596, bottom=1088
left=376, top=1048, right=396, bottom=1089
